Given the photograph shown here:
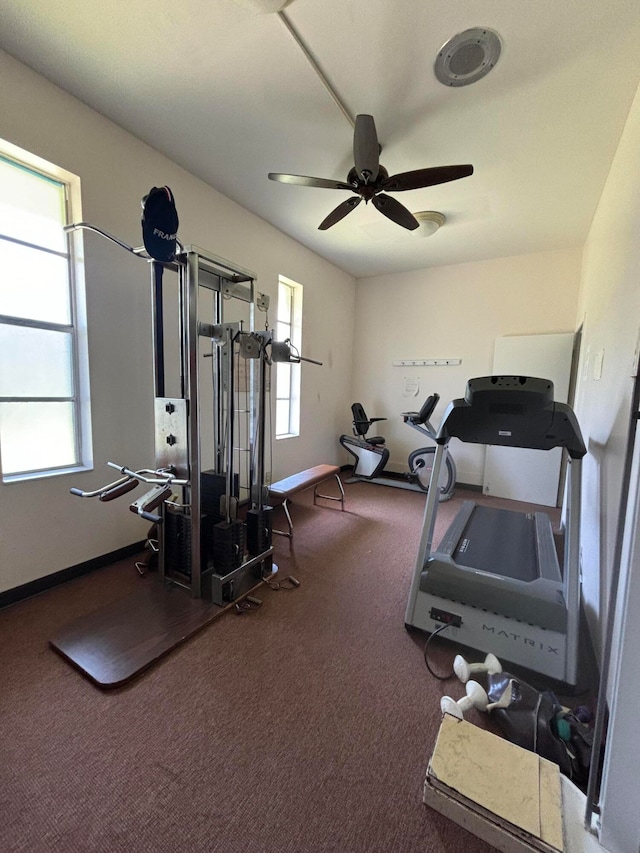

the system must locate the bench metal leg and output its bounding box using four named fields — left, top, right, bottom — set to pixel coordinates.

left=314, top=473, right=345, bottom=511
left=272, top=498, right=294, bottom=539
